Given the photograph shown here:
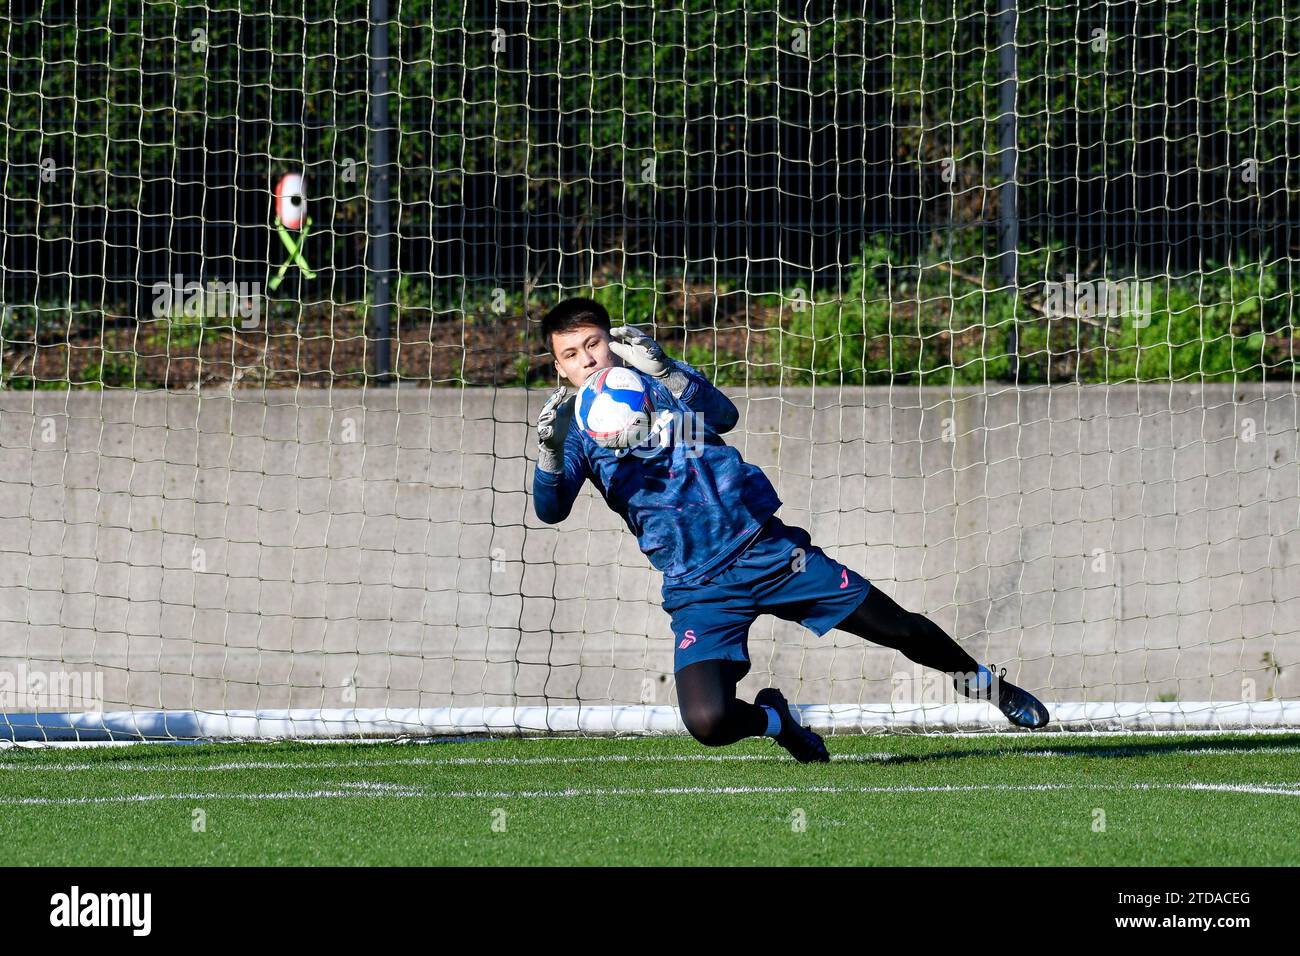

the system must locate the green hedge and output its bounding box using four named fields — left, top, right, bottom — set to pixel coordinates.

left=1, top=1, right=1295, bottom=385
